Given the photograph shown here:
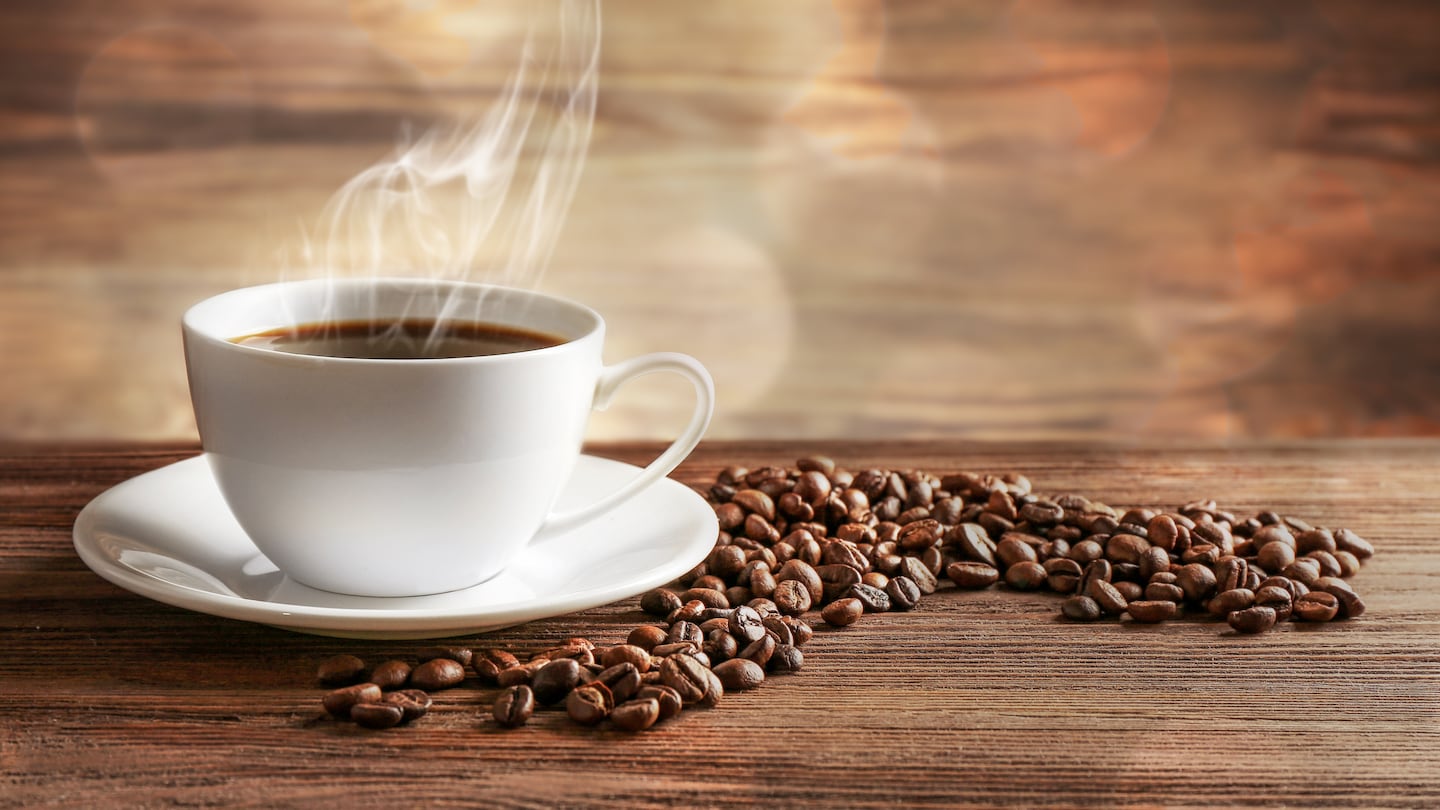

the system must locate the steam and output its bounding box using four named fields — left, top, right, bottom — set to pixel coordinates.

left=284, top=0, right=599, bottom=332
